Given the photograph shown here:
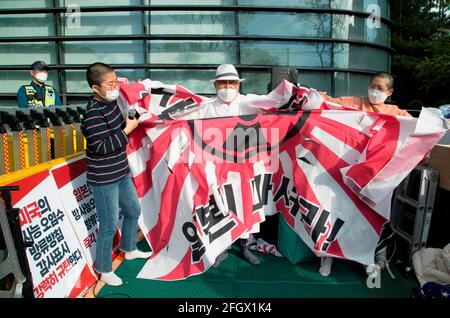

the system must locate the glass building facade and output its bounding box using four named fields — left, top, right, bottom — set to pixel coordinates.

left=0, top=0, right=392, bottom=106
